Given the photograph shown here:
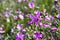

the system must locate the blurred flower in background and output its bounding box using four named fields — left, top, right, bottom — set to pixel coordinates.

left=15, top=32, right=23, bottom=40
left=17, top=24, right=23, bottom=31
left=56, top=14, right=60, bottom=18
left=28, top=2, right=35, bottom=9
left=13, top=15, right=18, bottom=20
